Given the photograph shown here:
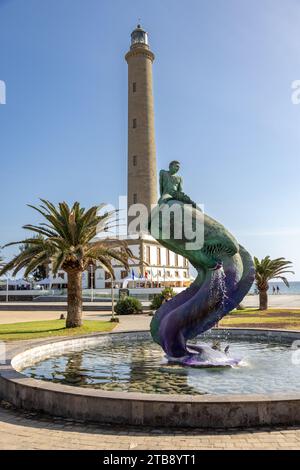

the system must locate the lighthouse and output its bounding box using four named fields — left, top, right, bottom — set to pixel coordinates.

left=55, top=26, right=190, bottom=290
left=125, top=25, right=158, bottom=227
left=49, top=26, right=190, bottom=290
